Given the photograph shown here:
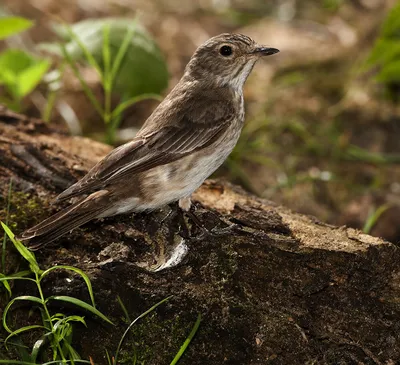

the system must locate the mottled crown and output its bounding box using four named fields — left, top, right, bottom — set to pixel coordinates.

left=184, top=33, right=260, bottom=89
